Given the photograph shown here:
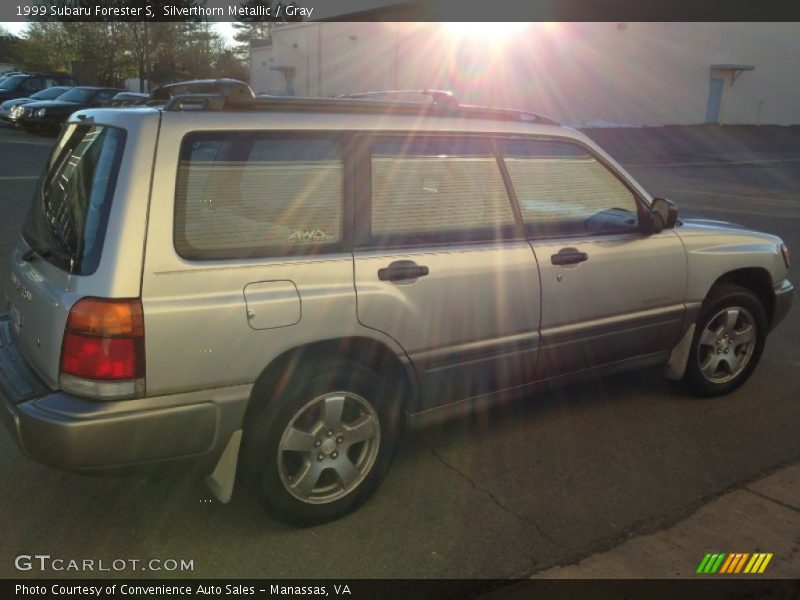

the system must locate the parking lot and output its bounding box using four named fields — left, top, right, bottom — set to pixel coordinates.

left=0, top=123, right=798, bottom=580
